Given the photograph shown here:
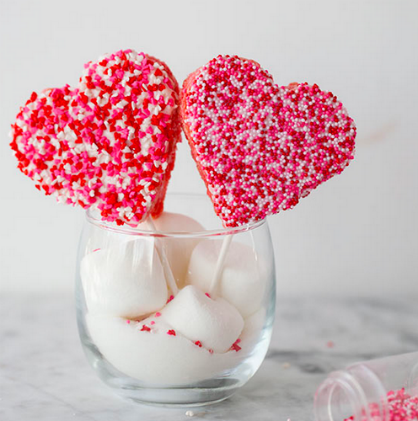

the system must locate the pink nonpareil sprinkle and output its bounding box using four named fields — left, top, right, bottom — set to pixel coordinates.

left=166, top=295, right=174, bottom=304
left=181, top=55, right=356, bottom=227
left=344, top=389, right=418, bottom=421
left=126, top=320, right=131, bottom=324
left=155, top=312, right=161, bottom=317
